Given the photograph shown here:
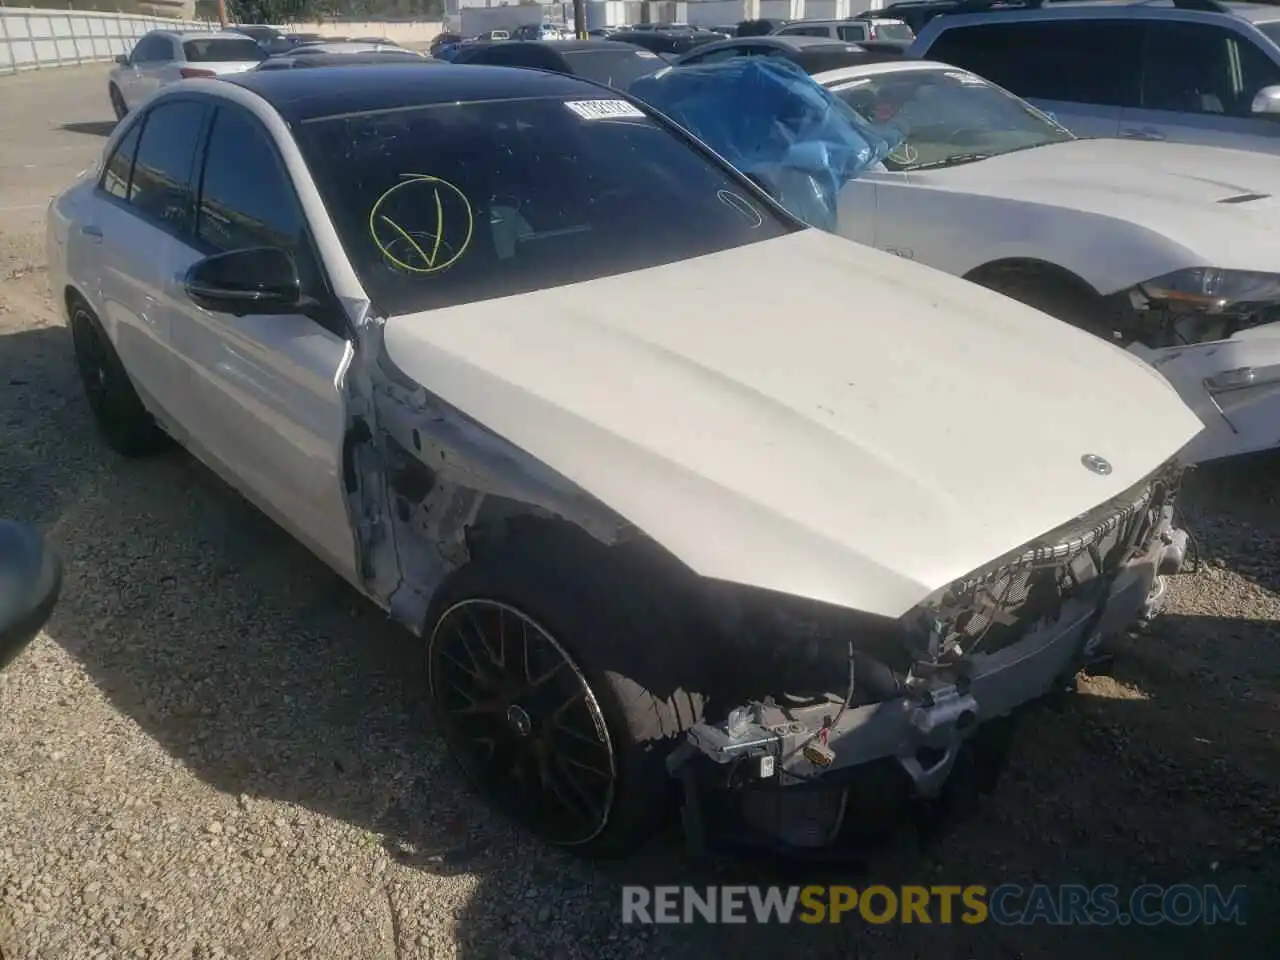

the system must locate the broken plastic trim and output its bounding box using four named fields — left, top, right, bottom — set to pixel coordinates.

left=342, top=307, right=636, bottom=635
